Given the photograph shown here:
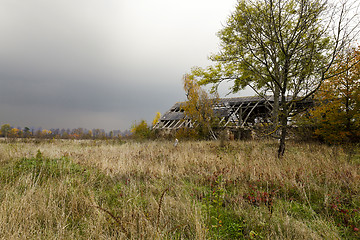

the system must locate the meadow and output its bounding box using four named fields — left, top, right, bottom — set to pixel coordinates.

left=0, top=139, right=358, bottom=239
